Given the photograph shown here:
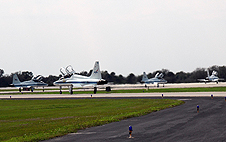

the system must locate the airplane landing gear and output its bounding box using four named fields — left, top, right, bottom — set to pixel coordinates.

left=69, top=85, right=73, bottom=94
left=94, top=87, right=97, bottom=94
left=60, top=86, right=62, bottom=94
